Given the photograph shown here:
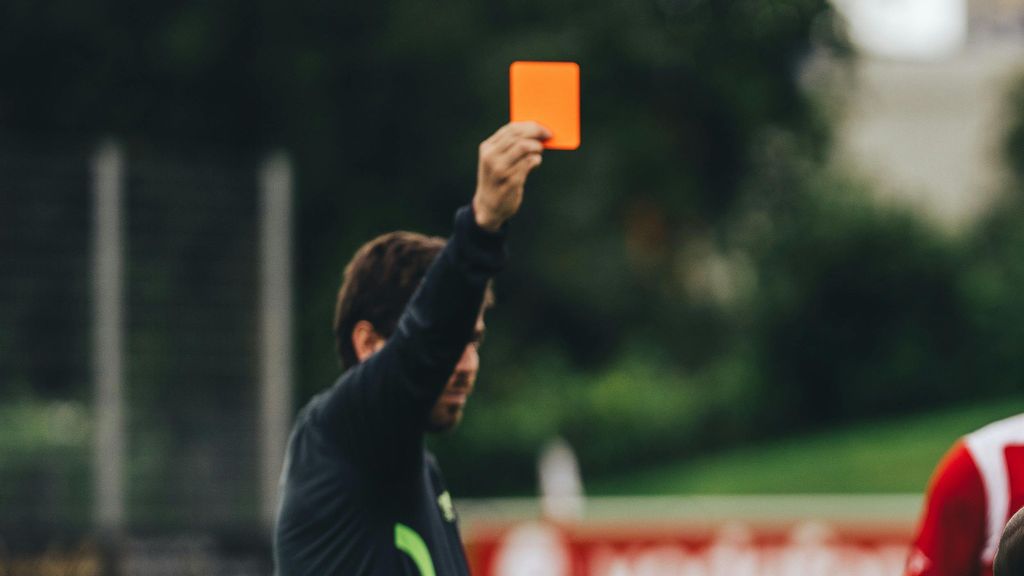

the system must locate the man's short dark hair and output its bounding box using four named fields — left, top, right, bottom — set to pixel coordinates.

left=333, top=231, right=447, bottom=369
left=996, top=506, right=1024, bottom=575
